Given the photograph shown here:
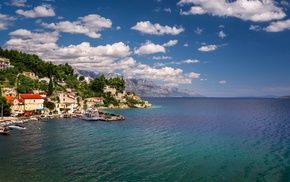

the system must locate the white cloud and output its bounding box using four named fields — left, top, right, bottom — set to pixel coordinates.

left=186, top=72, right=200, bottom=79
left=180, top=6, right=206, bottom=15
left=0, top=14, right=16, bottom=30
left=163, top=40, right=178, bottom=47
left=182, top=59, right=199, bottom=63
left=178, top=0, right=286, bottom=22
left=6, top=29, right=59, bottom=56
left=164, top=8, right=172, bottom=12
left=218, top=30, right=226, bottom=38
left=264, top=19, right=290, bottom=32
left=119, top=61, right=196, bottom=86
left=194, top=27, right=203, bottom=34
left=42, top=14, right=112, bottom=38
left=152, top=56, right=172, bottom=60
left=198, top=45, right=218, bottom=52
left=16, top=4, right=55, bottom=18
left=134, top=40, right=166, bottom=55
left=6, top=0, right=27, bottom=7
left=6, top=29, right=130, bottom=67
left=249, top=25, right=261, bottom=31
left=5, top=29, right=199, bottom=88
left=281, top=1, right=290, bottom=7
left=183, top=43, right=189, bottom=47
left=219, top=80, right=227, bottom=84
left=131, top=21, right=184, bottom=35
